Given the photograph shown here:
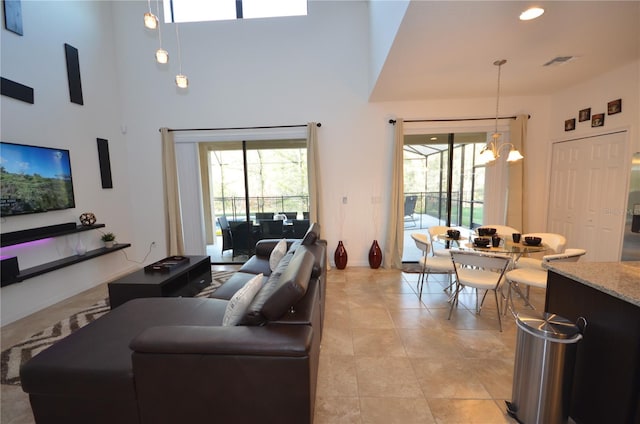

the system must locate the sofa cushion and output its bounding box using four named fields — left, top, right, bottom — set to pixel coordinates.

left=261, top=252, right=314, bottom=321
left=301, top=222, right=320, bottom=245
left=255, top=249, right=314, bottom=322
left=210, top=272, right=267, bottom=301
left=269, top=239, right=287, bottom=271
left=222, top=273, right=263, bottom=326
